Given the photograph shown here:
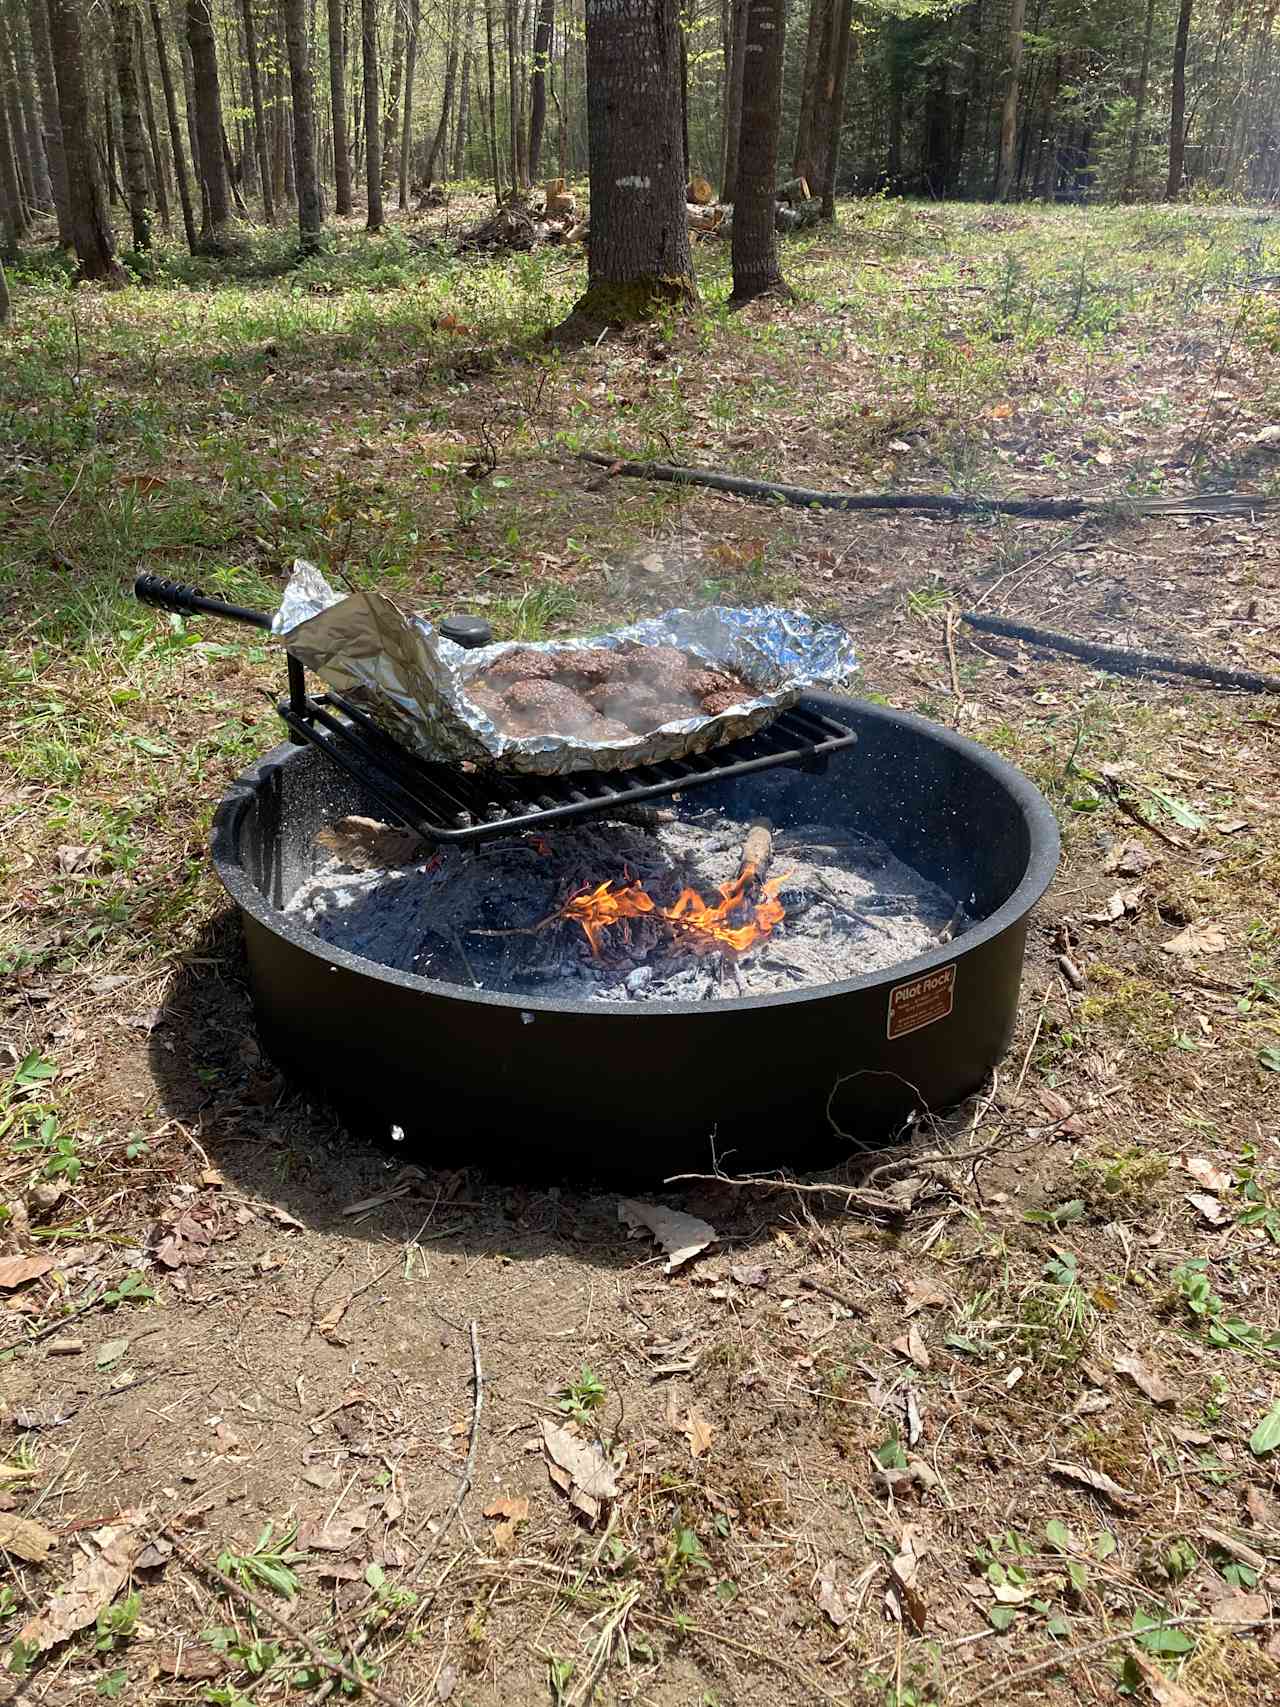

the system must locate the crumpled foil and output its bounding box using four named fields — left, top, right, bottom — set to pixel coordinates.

left=272, top=560, right=858, bottom=776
